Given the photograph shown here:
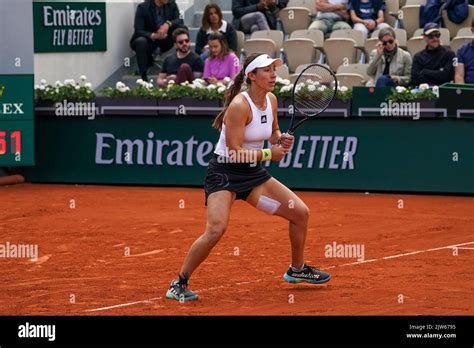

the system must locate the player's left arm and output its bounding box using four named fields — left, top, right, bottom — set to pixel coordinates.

left=268, top=93, right=294, bottom=149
